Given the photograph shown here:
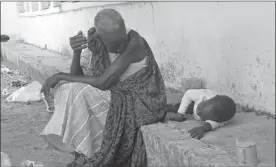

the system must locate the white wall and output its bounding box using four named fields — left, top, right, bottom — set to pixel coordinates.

left=1, top=2, right=20, bottom=38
